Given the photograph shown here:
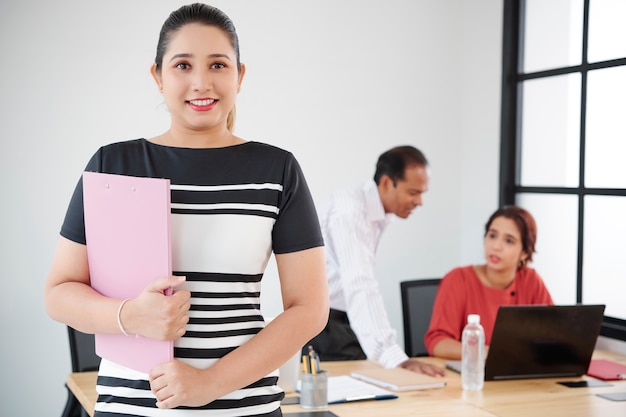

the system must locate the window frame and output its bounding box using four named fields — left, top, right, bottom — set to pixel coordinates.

left=500, top=0, right=626, bottom=342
